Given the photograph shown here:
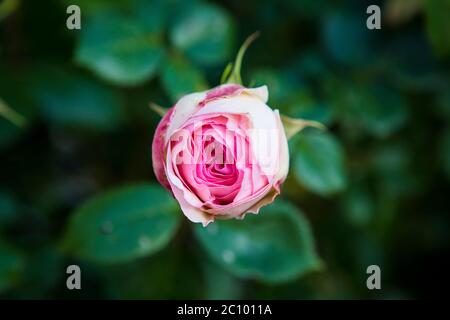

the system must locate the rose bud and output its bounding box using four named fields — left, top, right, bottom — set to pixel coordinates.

left=151, top=33, right=324, bottom=226
left=152, top=84, right=289, bottom=226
